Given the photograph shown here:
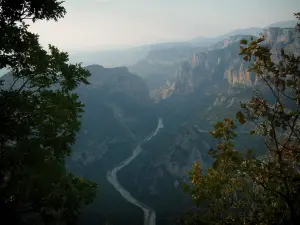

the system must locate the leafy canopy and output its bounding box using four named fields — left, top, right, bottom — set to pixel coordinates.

left=0, top=1, right=97, bottom=224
